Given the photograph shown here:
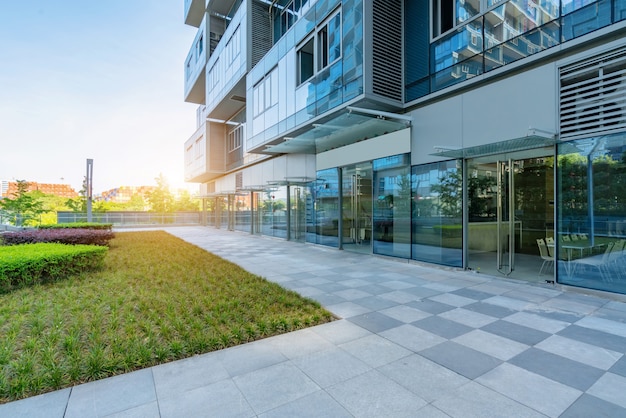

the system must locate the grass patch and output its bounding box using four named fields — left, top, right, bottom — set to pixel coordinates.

left=0, top=231, right=334, bottom=403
